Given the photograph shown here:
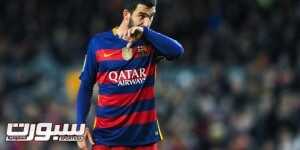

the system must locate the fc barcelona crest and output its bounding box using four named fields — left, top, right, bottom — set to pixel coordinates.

left=122, top=47, right=133, bottom=61
left=137, top=45, right=150, bottom=57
